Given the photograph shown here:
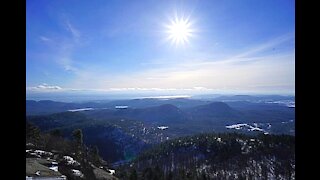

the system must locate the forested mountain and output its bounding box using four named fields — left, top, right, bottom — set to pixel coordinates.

left=185, top=102, right=243, bottom=125
left=27, top=113, right=149, bottom=162
left=27, top=96, right=295, bottom=164
left=116, top=133, right=295, bottom=179
left=26, top=98, right=210, bottom=115
left=84, top=104, right=188, bottom=125
left=26, top=96, right=295, bottom=179
left=26, top=95, right=294, bottom=115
